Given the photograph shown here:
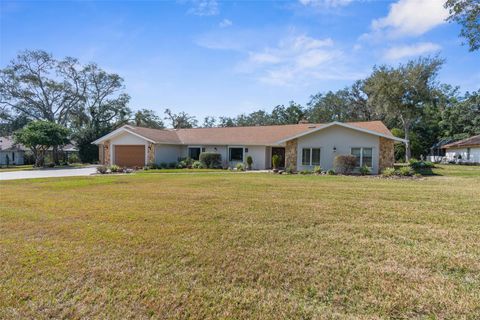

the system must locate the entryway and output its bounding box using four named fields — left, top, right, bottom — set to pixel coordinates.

left=271, top=147, right=285, bottom=168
